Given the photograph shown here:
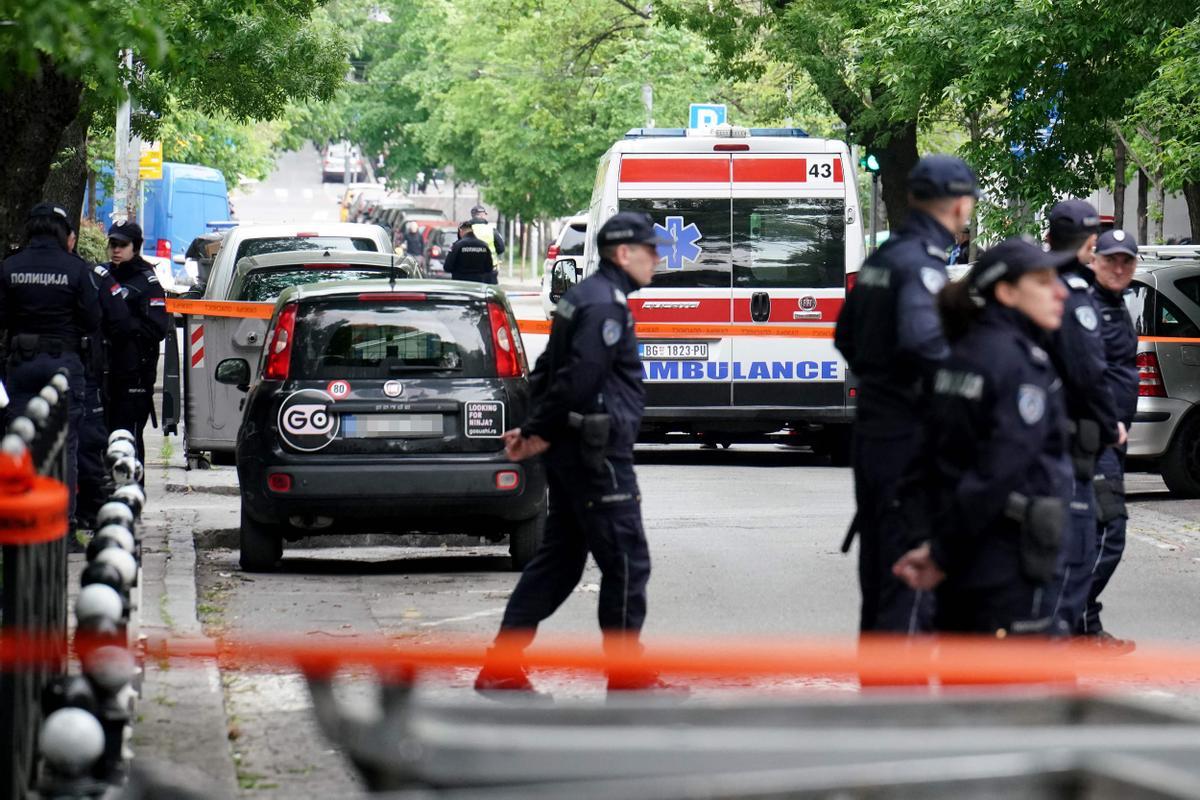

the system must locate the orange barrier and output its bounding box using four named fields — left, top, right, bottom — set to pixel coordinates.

left=4, top=632, right=1199, bottom=686
left=164, top=298, right=275, bottom=319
